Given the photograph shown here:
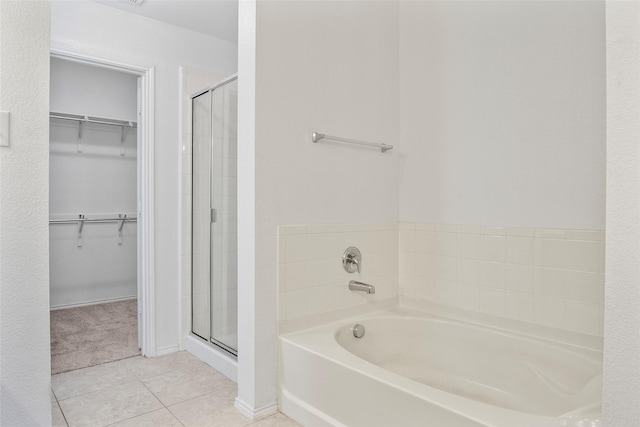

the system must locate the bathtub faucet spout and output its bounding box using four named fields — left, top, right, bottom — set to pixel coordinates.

left=349, top=280, right=375, bottom=294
